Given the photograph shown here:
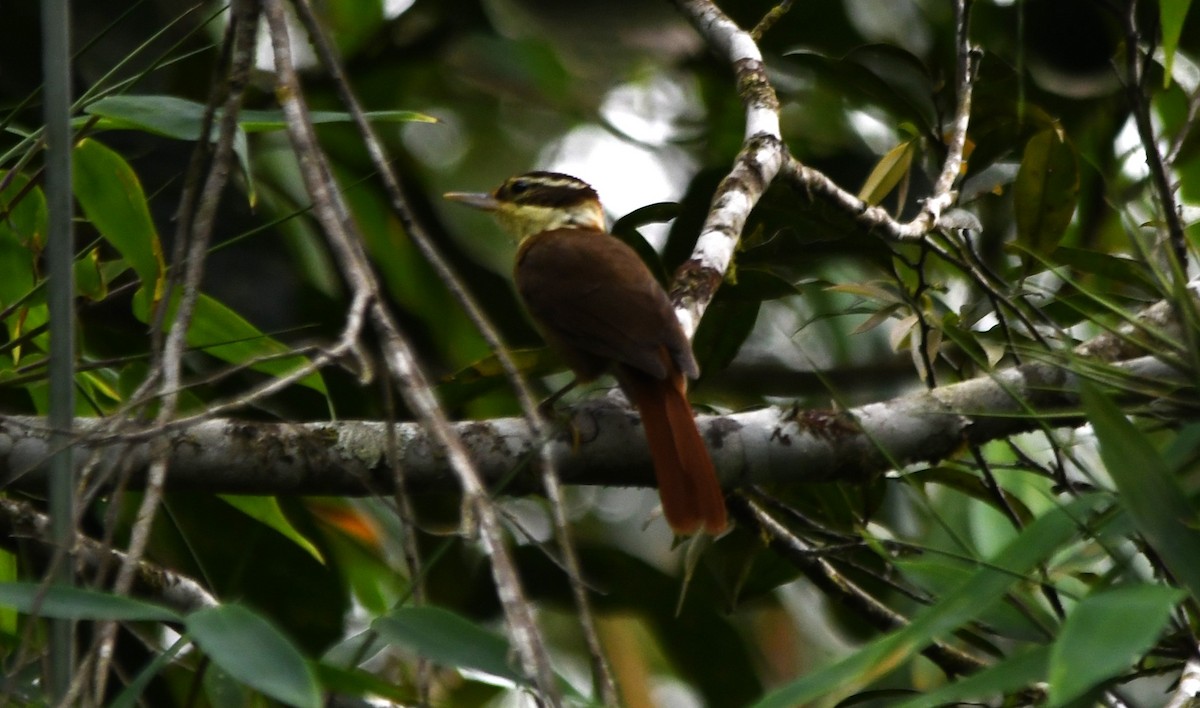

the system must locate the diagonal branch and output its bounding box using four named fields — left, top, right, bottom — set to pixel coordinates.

left=668, top=0, right=784, bottom=338
left=286, top=1, right=615, bottom=700
left=260, top=0, right=558, bottom=700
